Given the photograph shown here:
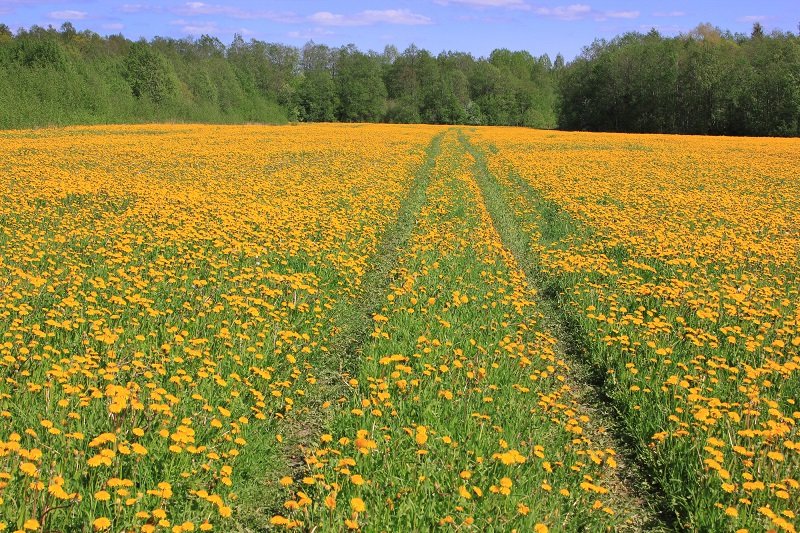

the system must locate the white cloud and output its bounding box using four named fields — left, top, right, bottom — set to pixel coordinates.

left=170, top=18, right=220, bottom=34
left=436, top=0, right=529, bottom=7
left=49, top=10, right=87, bottom=20
left=533, top=4, right=591, bottom=20
left=176, top=2, right=242, bottom=16
left=653, top=11, right=685, bottom=17
left=739, top=15, right=768, bottom=23
left=309, top=9, right=433, bottom=26
left=121, top=4, right=148, bottom=13
left=530, top=4, right=640, bottom=22
left=183, top=24, right=218, bottom=33
left=173, top=2, right=298, bottom=22
left=102, top=22, right=124, bottom=30
left=605, top=10, right=639, bottom=19
left=439, top=1, right=641, bottom=22
left=287, top=27, right=335, bottom=40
